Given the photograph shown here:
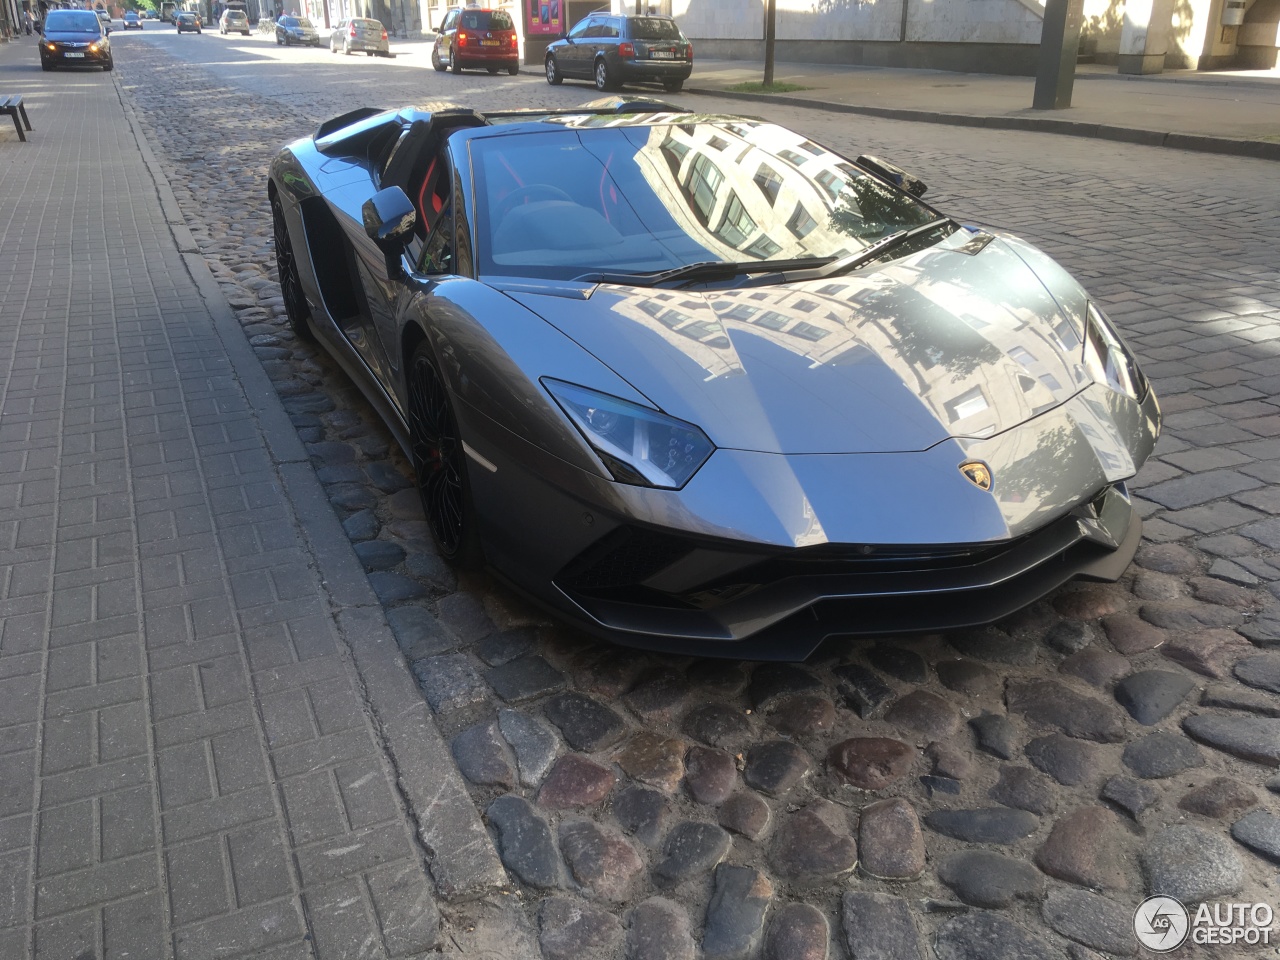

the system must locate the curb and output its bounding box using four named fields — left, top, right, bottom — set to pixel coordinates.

left=685, top=86, right=1280, bottom=162
left=111, top=74, right=508, bottom=903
